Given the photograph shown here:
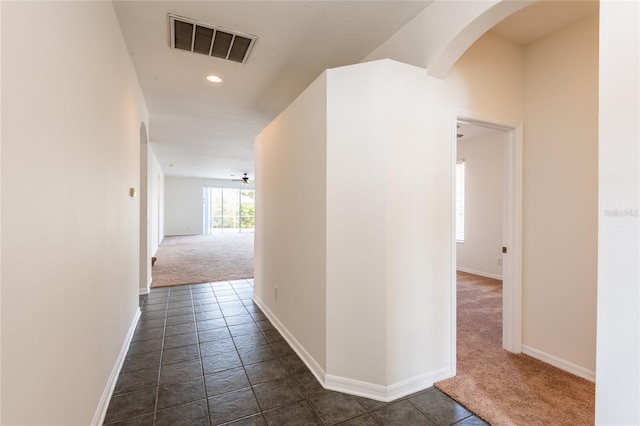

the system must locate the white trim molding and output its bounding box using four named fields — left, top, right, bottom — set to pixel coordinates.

left=252, top=295, right=326, bottom=385
left=452, top=108, right=523, bottom=356
left=456, top=267, right=502, bottom=281
left=252, top=295, right=450, bottom=403
left=92, top=307, right=141, bottom=426
left=522, top=345, right=595, bottom=383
